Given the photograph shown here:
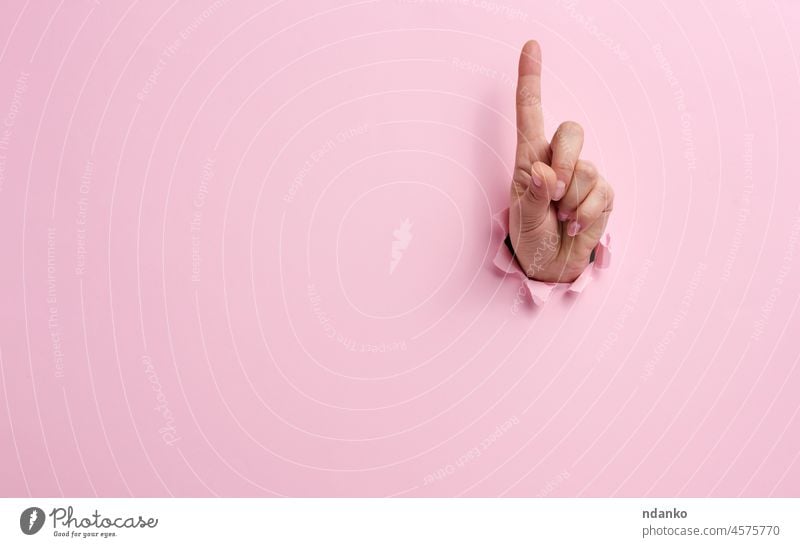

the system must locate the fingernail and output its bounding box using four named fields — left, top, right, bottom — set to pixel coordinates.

left=553, top=180, right=566, bottom=200
left=568, top=220, right=581, bottom=236
left=531, top=172, right=543, bottom=187
left=557, top=209, right=569, bottom=222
